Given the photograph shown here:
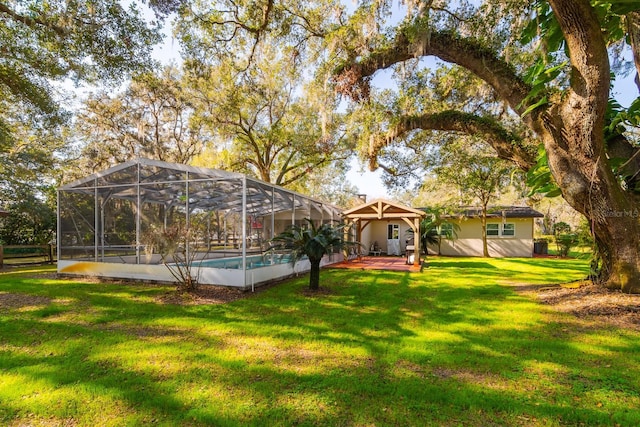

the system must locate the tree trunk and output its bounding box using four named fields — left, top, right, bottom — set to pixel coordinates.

left=627, top=11, right=640, bottom=92
left=590, top=198, right=640, bottom=294
left=540, top=113, right=640, bottom=293
left=309, top=258, right=322, bottom=290
left=538, top=0, right=640, bottom=293
left=553, top=167, right=640, bottom=293
left=481, top=209, right=490, bottom=258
